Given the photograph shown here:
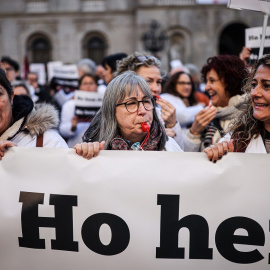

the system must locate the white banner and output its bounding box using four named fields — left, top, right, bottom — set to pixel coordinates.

left=228, top=0, right=270, bottom=14
left=1, top=148, right=270, bottom=269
